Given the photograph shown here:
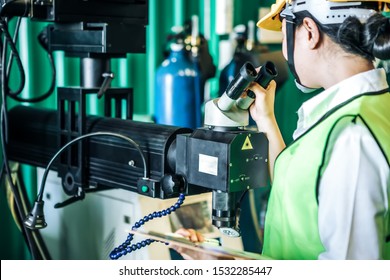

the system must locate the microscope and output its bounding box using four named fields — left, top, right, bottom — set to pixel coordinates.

left=1, top=0, right=276, bottom=258
left=180, top=60, right=277, bottom=237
